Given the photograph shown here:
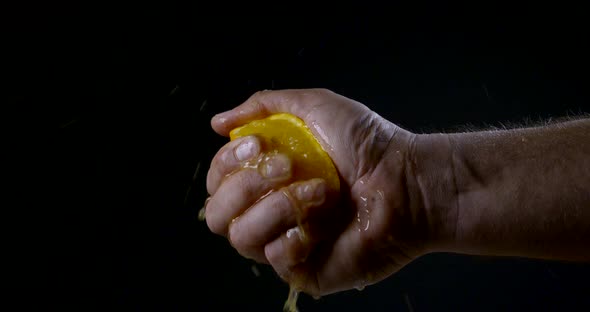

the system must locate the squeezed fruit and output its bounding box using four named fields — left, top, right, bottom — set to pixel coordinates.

left=230, top=113, right=339, bottom=192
